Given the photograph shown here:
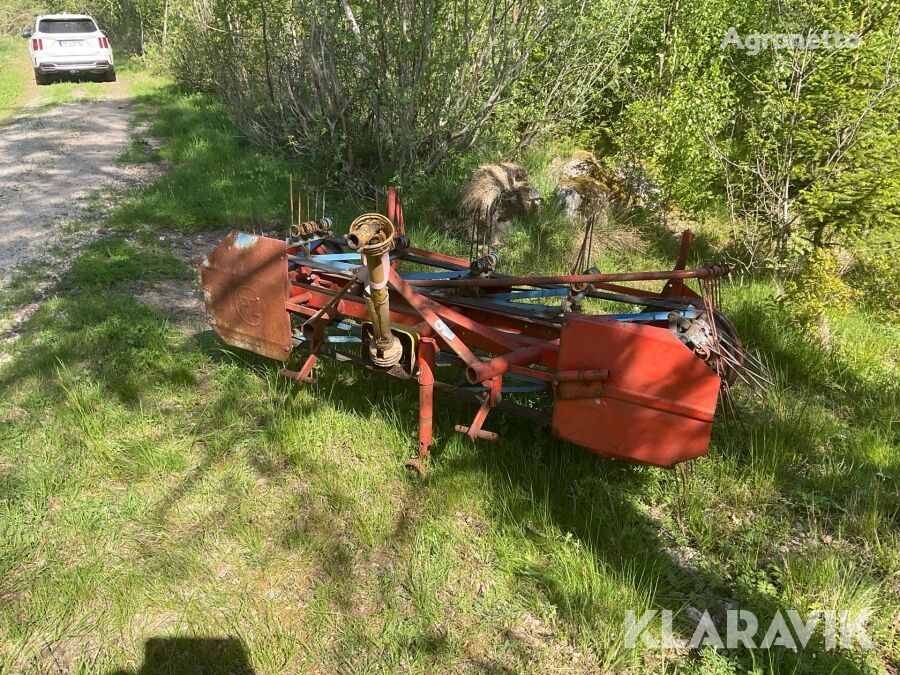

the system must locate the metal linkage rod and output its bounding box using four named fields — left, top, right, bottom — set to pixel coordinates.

left=406, top=265, right=730, bottom=289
